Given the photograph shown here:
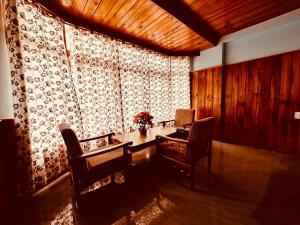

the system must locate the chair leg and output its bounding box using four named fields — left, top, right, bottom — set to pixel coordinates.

left=208, top=154, right=212, bottom=173
left=208, top=141, right=212, bottom=173
left=190, top=165, right=195, bottom=191
left=111, top=173, right=116, bottom=184
left=69, top=168, right=74, bottom=184
left=73, top=184, right=81, bottom=210
left=69, top=174, right=74, bottom=185
left=124, top=165, right=131, bottom=184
